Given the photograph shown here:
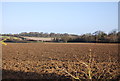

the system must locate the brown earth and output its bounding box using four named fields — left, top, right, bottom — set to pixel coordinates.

left=2, top=43, right=120, bottom=80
